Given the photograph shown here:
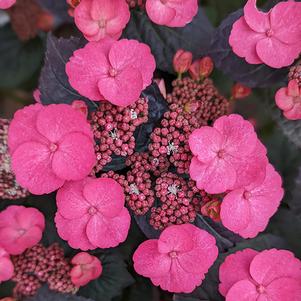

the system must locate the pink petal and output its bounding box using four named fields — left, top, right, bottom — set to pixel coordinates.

left=283, top=102, right=301, bottom=121
left=243, top=0, right=270, bottom=33
left=71, top=252, right=94, bottom=265
left=0, top=257, right=14, bottom=282
left=229, top=17, right=264, bottom=65
left=86, top=207, right=130, bottom=248
left=52, top=132, right=95, bottom=181
left=189, top=127, right=223, bottom=162
left=83, top=178, right=125, bottom=218
left=0, top=205, right=22, bottom=228
left=146, top=0, right=176, bottom=26
left=90, top=0, right=116, bottom=20
left=249, top=249, right=301, bottom=286
left=287, top=80, right=300, bottom=98
left=225, top=279, right=259, bottom=301
left=133, top=239, right=172, bottom=277
left=219, top=249, right=258, bottom=297
left=0, top=0, right=16, bottom=9
left=275, top=87, right=295, bottom=112
left=8, top=104, right=46, bottom=154
left=256, top=37, right=301, bottom=68
left=15, top=207, right=45, bottom=230
left=11, top=142, right=64, bottom=195
left=0, top=227, right=20, bottom=253
left=15, top=226, right=43, bottom=255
